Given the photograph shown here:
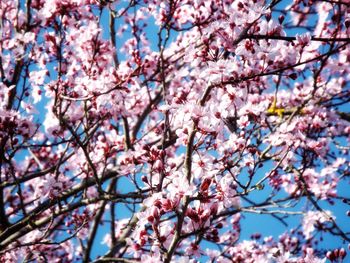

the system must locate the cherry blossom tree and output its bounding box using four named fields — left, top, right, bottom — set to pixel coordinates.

left=1, top=0, right=350, bottom=262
